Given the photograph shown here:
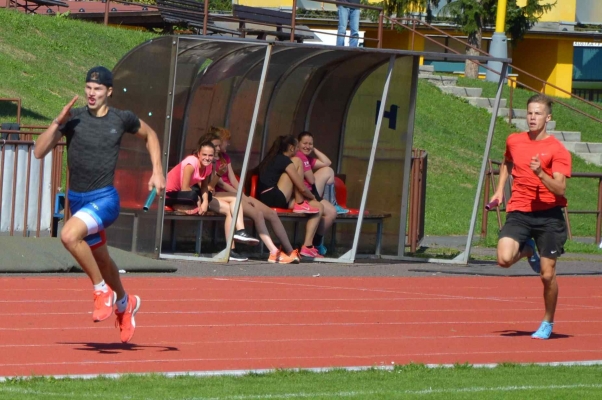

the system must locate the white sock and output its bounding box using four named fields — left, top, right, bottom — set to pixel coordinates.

left=93, top=280, right=109, bottom=293
left=116, top=294, right=129, bottom=313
